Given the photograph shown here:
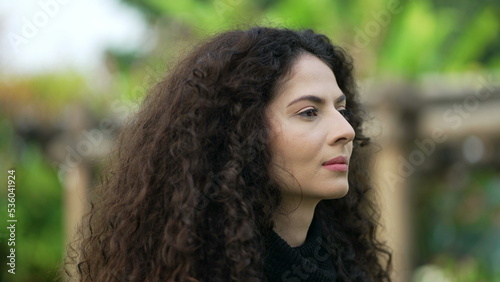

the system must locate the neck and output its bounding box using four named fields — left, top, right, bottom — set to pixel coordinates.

left=273, top=197, right=320, bottom=247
